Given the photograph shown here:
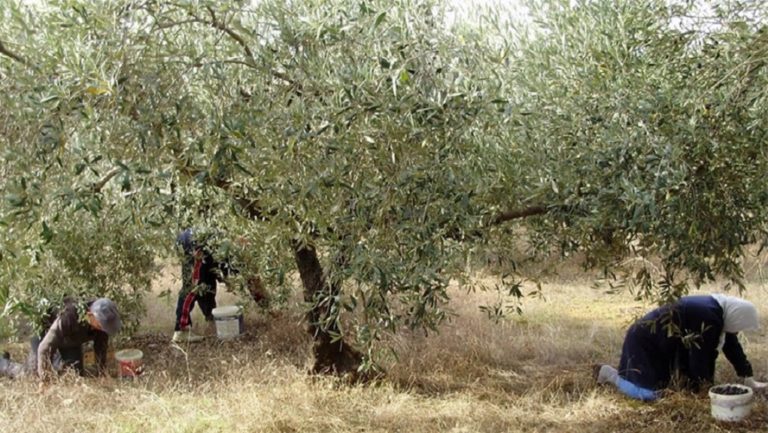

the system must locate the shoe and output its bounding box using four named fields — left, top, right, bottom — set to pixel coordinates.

left=172, top=330, right=204, bottom=343
left=592, top=363, right=603, bottom=383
